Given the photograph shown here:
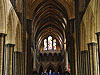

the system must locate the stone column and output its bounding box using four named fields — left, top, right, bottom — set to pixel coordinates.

left=14, top=52, right=23, bottom=75
left=64, top=42, right=68, bottom=73
left=64, top=51, right=68, bottom=72
left=0, top=33, right=6, bottom=75
left=33, top=52, right=37, bottom=71
left=80, top=50, right=89, bottom=75
left=5, top=44, right=15, bottom=75
left=84, top=51, right=89, bottom=75
left=88, top=43, right=98, bottom=75
left=96, top=32, right=100, bottom=75
left=66, top=19, right=76, bottom=75
left=21, top=53, right=24, bottom=75
left=80, top=51, right=84, bottom=75
left=32, top=50, right=38, bottom=75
